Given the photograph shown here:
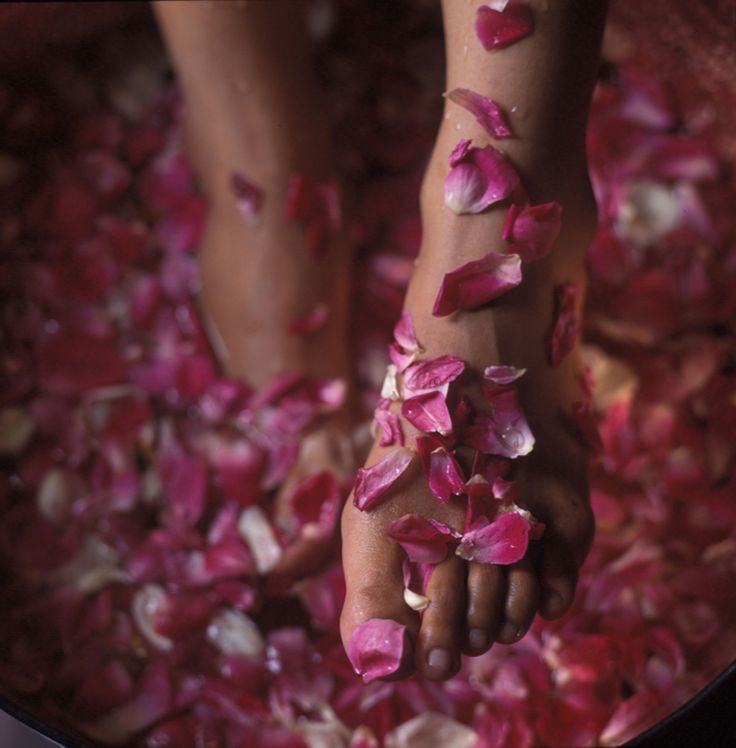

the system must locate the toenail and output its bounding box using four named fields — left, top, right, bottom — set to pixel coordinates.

left=500, top=623, right=521, bottom=642
left=544, top=589, right=564, bottom=612
left=427, top=648, right=453, bottom=673
left=469, top=628, right=487, bottom=651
